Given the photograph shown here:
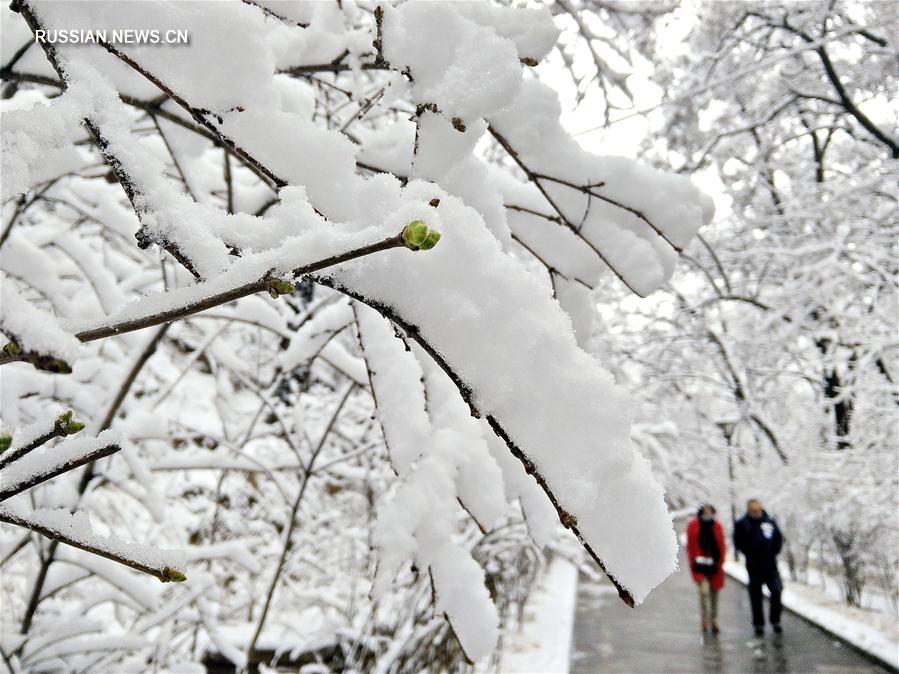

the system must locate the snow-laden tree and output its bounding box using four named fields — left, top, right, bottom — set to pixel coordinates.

left=0, top=1, right=713, bottom=670
left=595, top=0, right=897, bottom=611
